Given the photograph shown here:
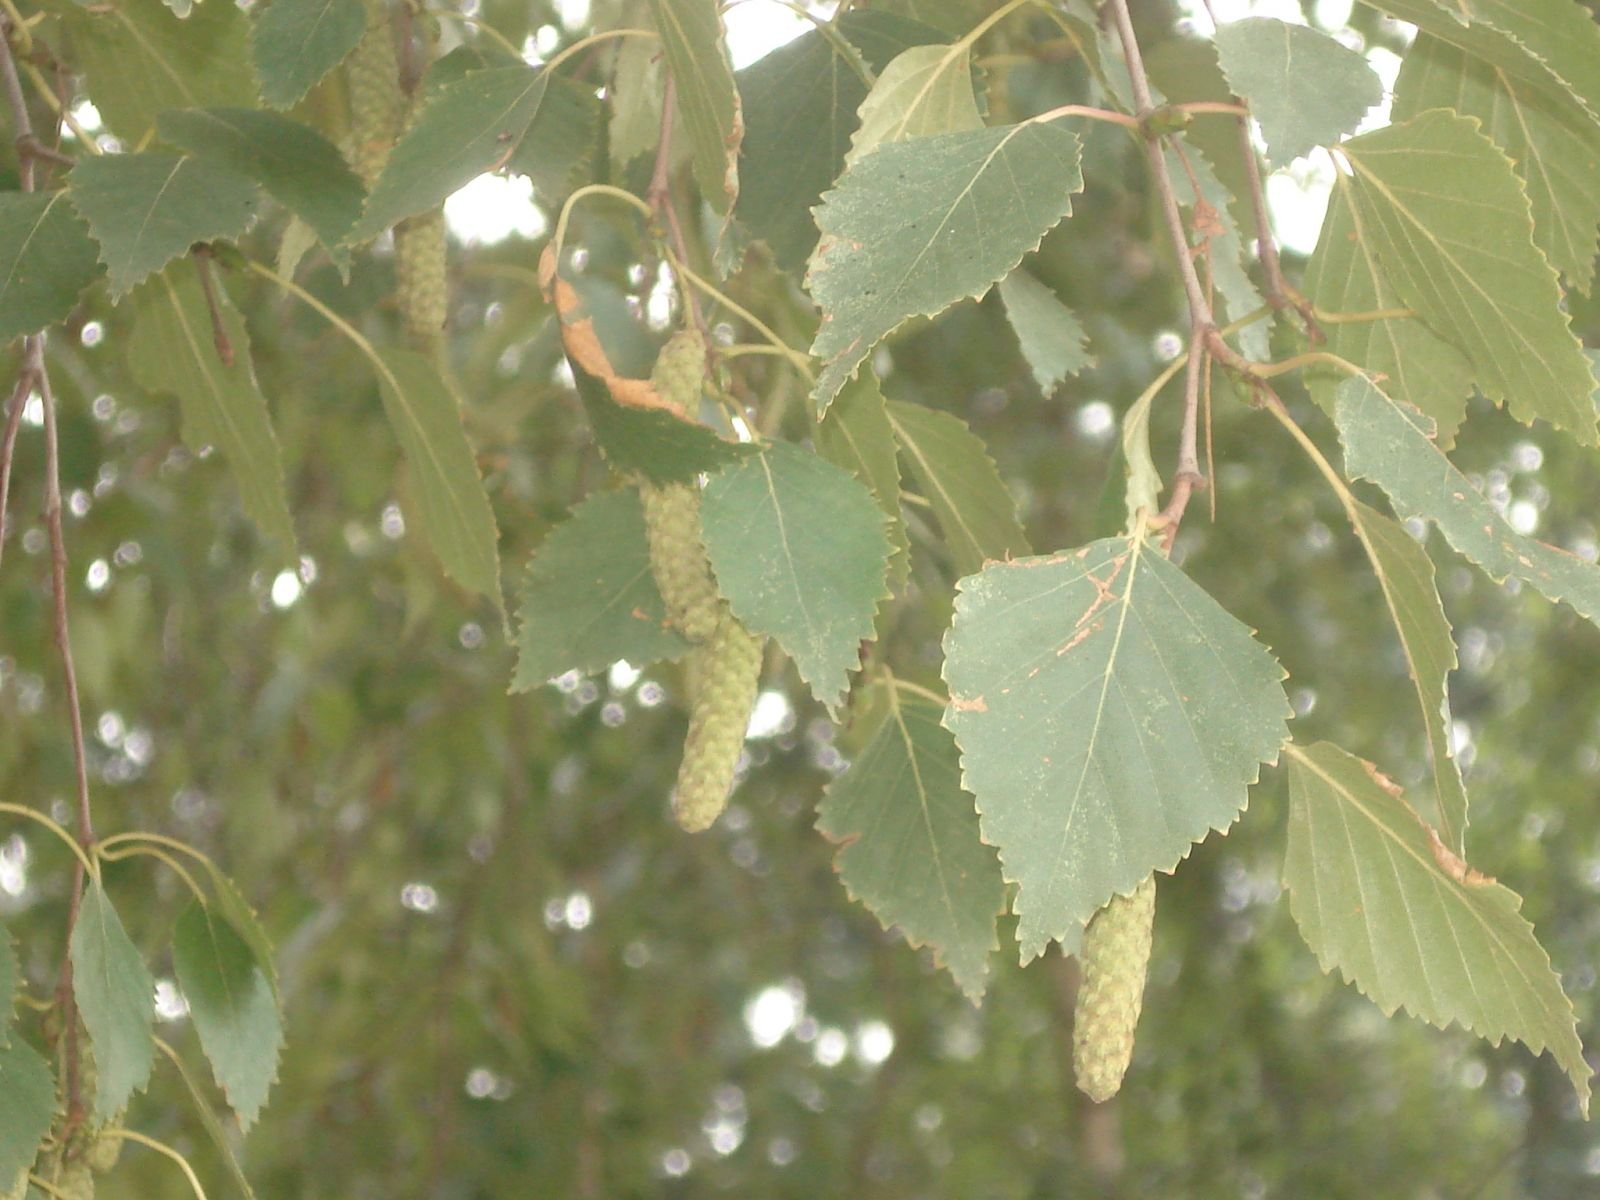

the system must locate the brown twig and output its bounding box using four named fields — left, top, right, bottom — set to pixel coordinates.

left=192, top=247, right=235, bottom=367
left=0, top=363, right=32, bottom=571
left=645, top=74, right=707, bottom=336
left=1107, top=0, right=1211, bottom=543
